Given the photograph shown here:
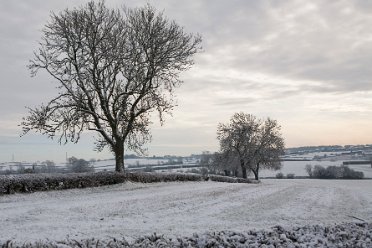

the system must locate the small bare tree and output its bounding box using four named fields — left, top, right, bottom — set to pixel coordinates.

left=21, top=1, right=202, bottom=172
left=217, top=113, right=285, bottom=179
